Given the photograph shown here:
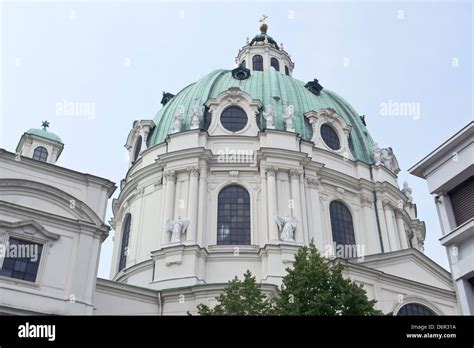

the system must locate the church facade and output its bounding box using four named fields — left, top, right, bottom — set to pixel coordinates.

left=0, top=24, right=460, bottom=315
